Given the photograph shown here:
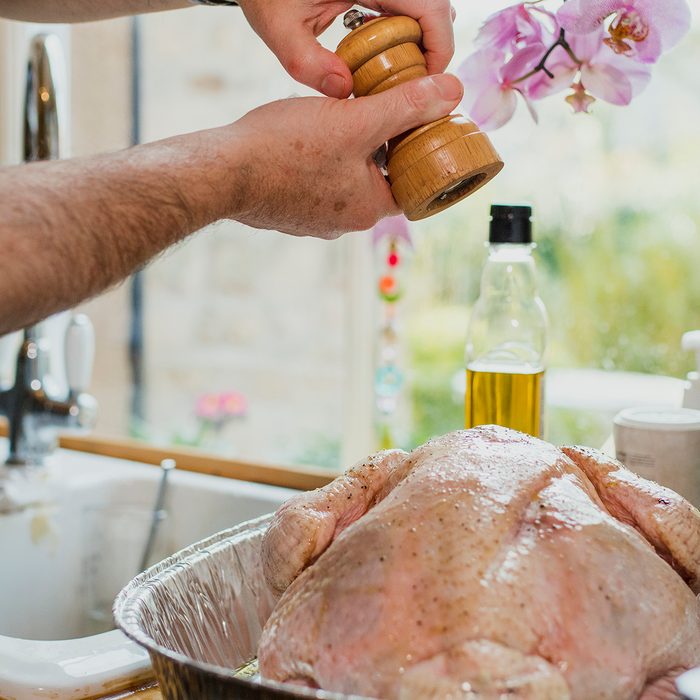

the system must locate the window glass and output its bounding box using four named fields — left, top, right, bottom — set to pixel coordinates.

left=65, top=4, right=700, bottom=467
left=400, top=4, right=700, bottom=449
left=71, top=11, right=364, bottom=469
